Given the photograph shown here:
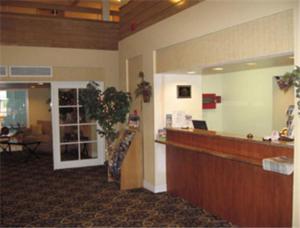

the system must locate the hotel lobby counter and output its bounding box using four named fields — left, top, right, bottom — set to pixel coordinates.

left=160, top=128, right=293, bottom=227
